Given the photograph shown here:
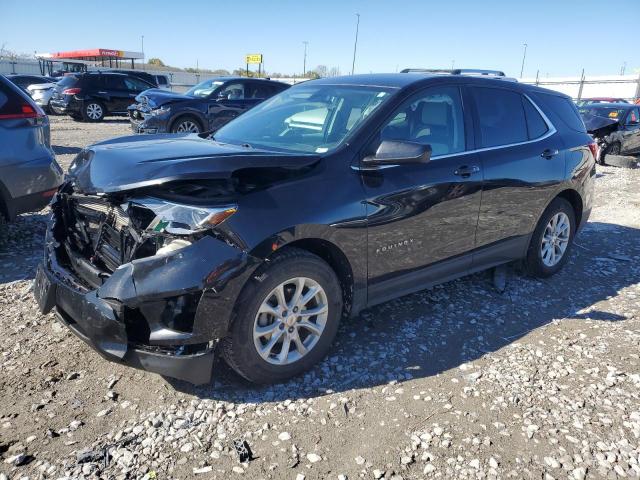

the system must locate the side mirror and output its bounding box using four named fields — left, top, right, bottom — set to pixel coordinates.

left=363, top=140, right=432, bottom=167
